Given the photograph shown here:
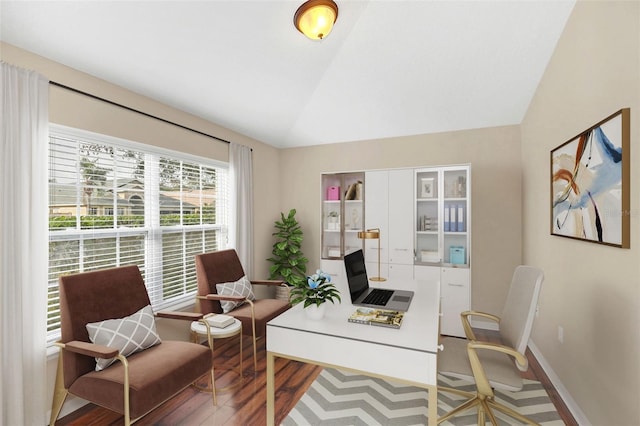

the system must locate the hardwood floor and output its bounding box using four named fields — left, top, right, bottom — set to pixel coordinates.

left=56, top=329, right=576, bottom=425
